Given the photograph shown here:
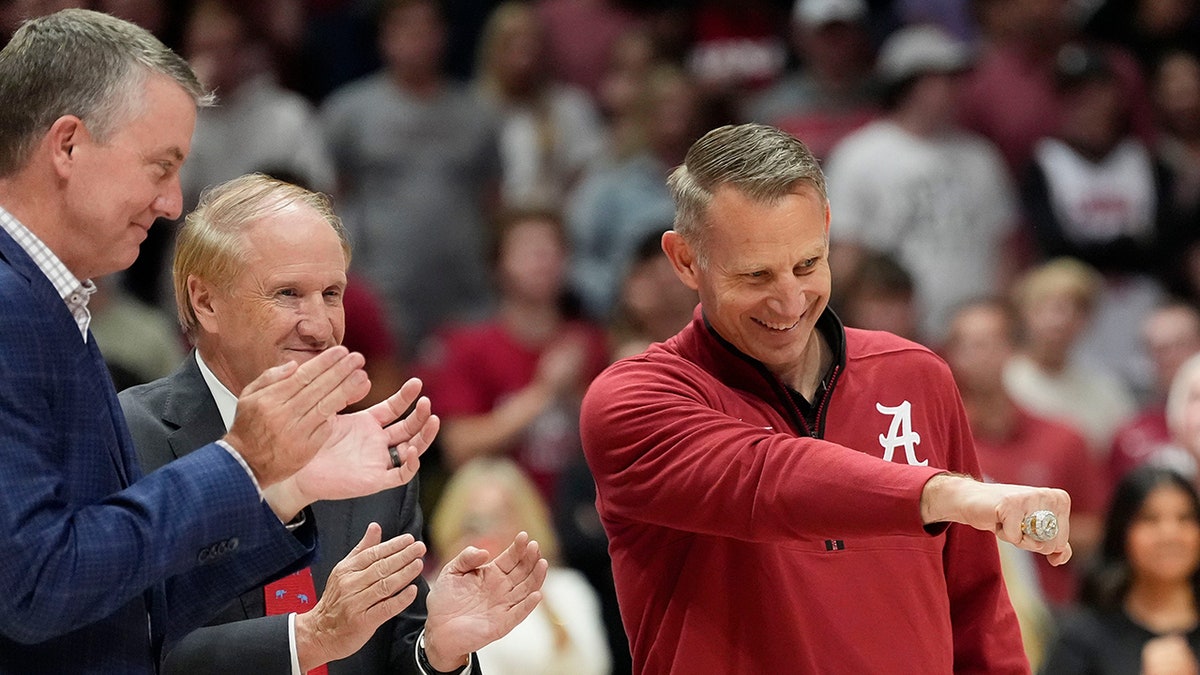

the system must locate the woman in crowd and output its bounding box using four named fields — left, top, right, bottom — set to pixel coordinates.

left=1041, top=465, right=1200, bottom=674
left=430, top=457, right=612, bottom=675
left=419, top=208, right=609, bottom=507
left=474, top=0, right=605, bottom=208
